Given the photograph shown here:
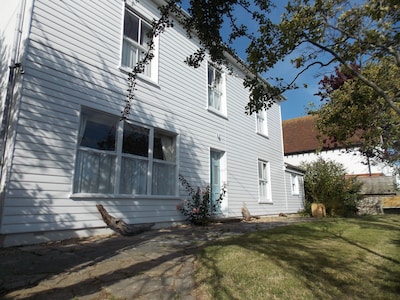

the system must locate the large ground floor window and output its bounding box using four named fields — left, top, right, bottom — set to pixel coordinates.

left=73, top=108, right=177, bottom=196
